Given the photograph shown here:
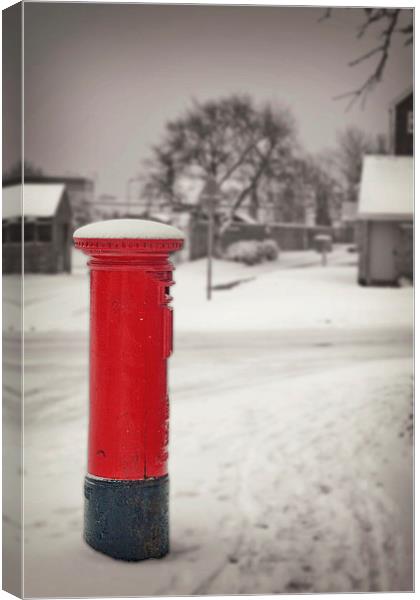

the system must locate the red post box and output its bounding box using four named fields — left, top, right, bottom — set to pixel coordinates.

left=73, top=219, right=184, bottom=561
